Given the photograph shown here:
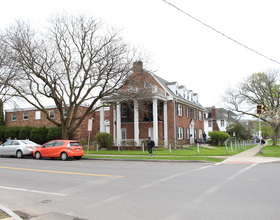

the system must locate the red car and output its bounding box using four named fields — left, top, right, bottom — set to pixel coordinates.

left=33, top=140, right=84, bottom=160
